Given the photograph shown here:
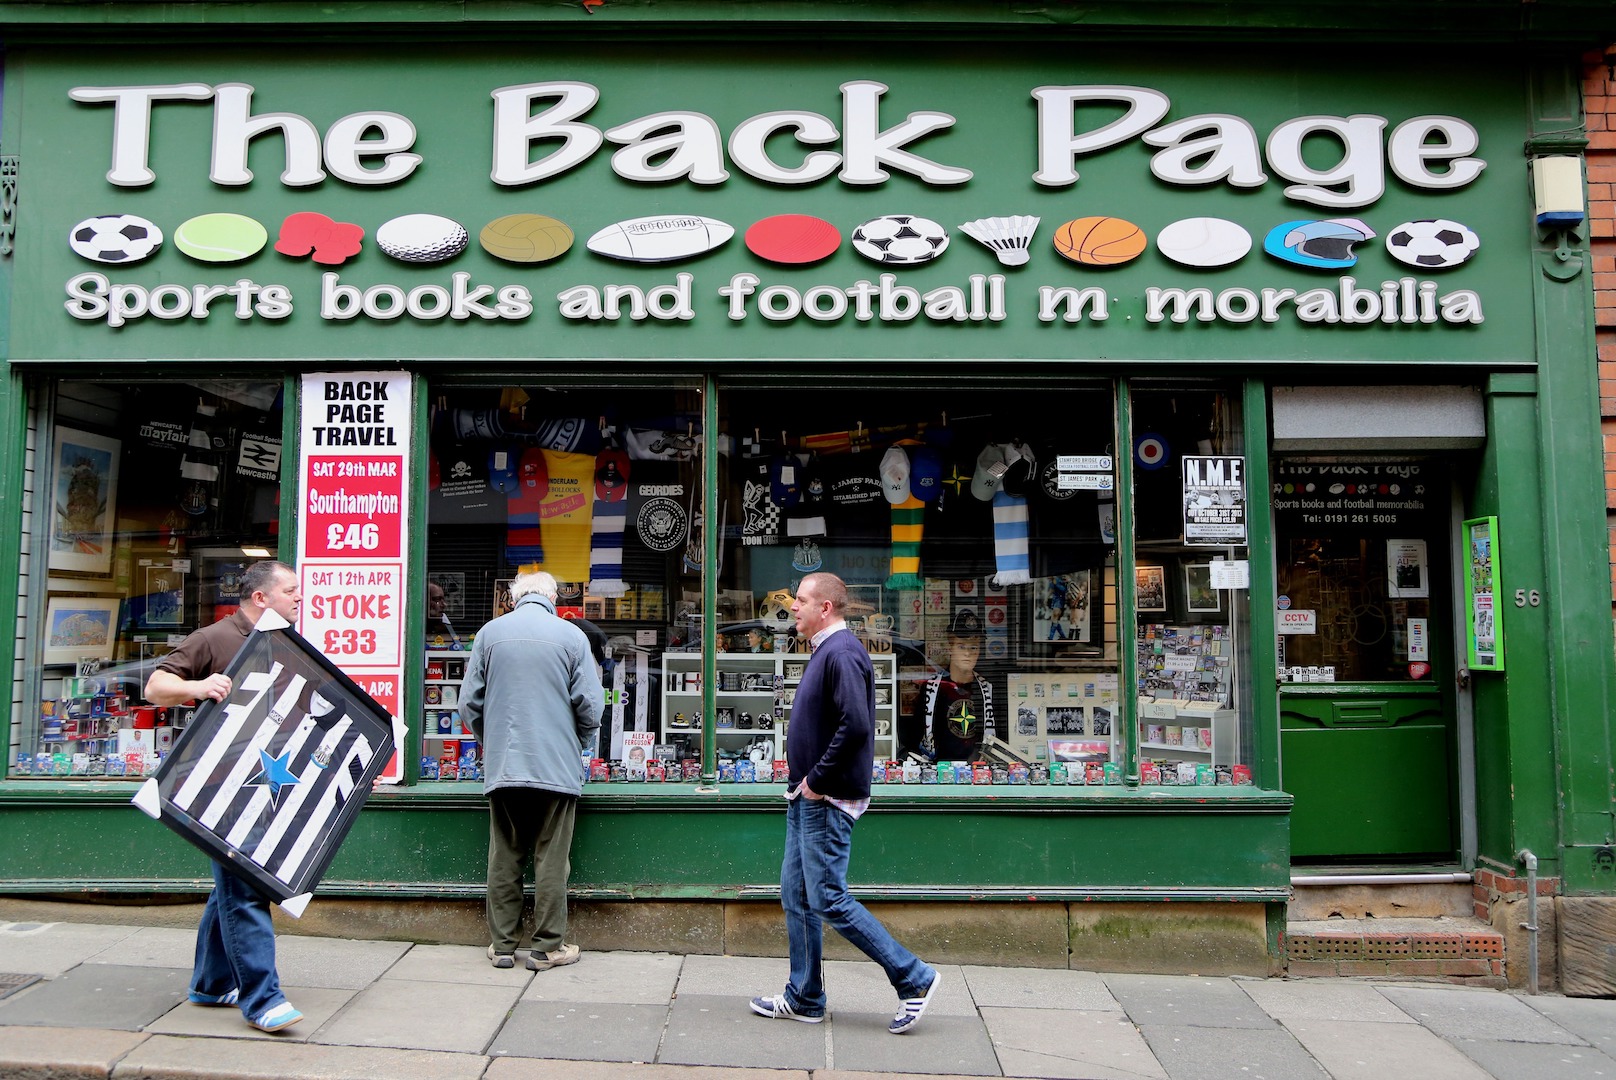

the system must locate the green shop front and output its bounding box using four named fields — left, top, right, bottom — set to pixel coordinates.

left=1, top=10, right=1612, bottom=974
